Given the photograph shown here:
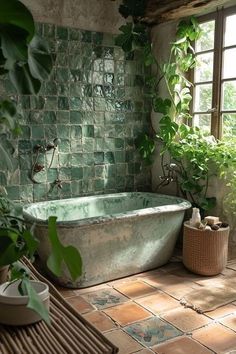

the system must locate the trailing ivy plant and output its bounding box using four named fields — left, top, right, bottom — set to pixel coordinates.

left=116, top=1, right=236, bottom=214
